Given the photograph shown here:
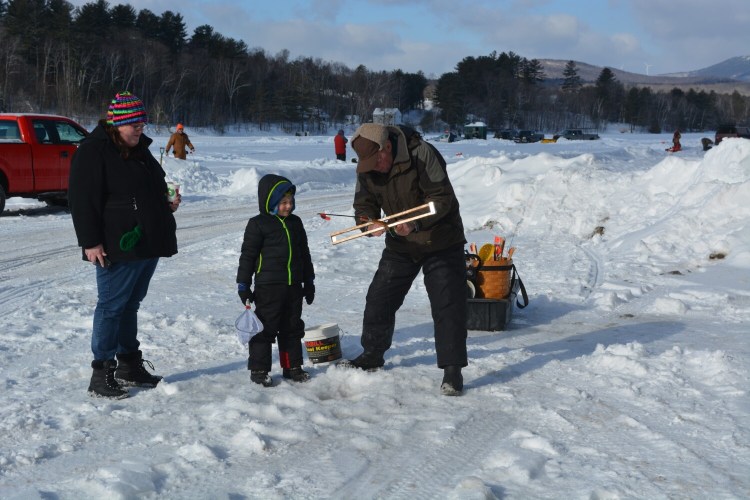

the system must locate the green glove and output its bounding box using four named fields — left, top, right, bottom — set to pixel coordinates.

left=119, top=225, right=142, bottom=251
